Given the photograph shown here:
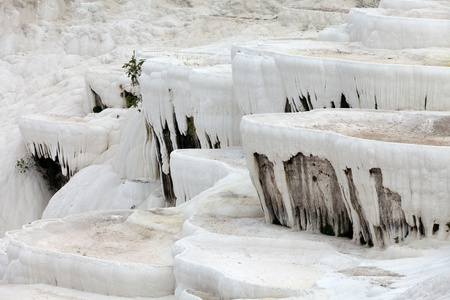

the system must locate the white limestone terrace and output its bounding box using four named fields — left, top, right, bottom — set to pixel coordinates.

left=1, top=143, right=449, bottom=300
left=278, top=0, right=361, bottom=30
left=0, top=149, right=263, bottom=299
left=0, top=0, right=318, bottom=236
left=41, top=109, right=164, bottom=220
left=241, top=109, right=450, bottom=247
left=173, top=162, right=449, bottom=299
left=140, top=60, right=242, bottom=166
left=0, top=209, right=182, bottom=298
left=18, top=109, right=127, bottom=177
left=345, top=1, right=450, bottom=49
left=1, top=0, right=450, bottom=299
left=140, top=58, right=244, bottom=204
left=176, top=211, right=450, bottom=299
left=0, top=284, right=175, bottom=300
left=232, top=0, right=450, bottom=115
left=232, top=39, right=450, bottom=115
left=84, top=66, right=128, bottom=113
left=170, top=148, right=247, bottom=205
